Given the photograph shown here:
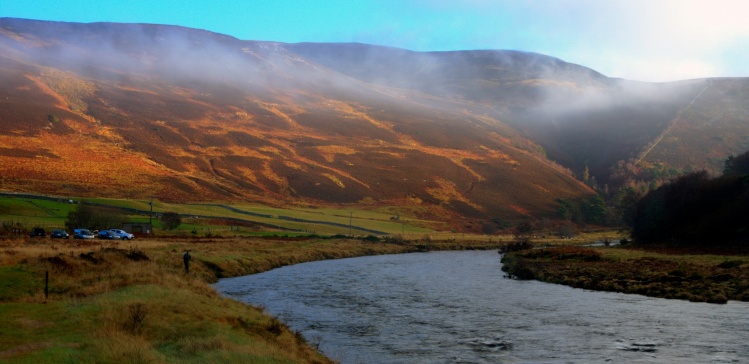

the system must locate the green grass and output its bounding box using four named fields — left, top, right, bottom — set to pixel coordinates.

left=0, top=195, right=437, bottom=236
left=0, top=198, right=72, bottom=230
left=0, top=266, right=40, bottom=301
left=0, top=284, right=313, bottom=363
left=0, top=301, right=93, bottom=363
